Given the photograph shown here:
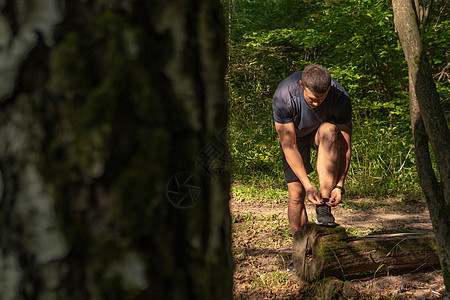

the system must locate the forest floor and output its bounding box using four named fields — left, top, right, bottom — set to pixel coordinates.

left=230, top=190, right=449, bottom=299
